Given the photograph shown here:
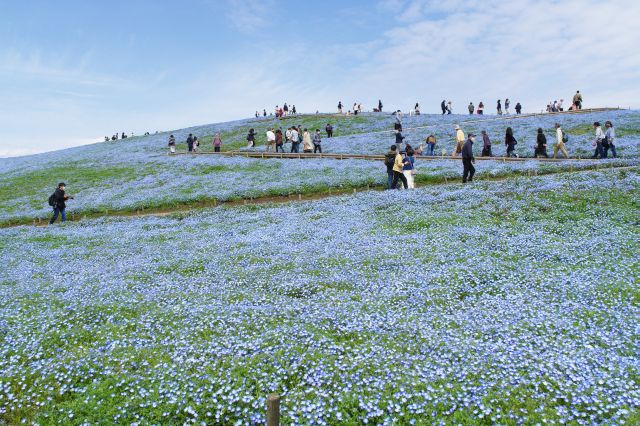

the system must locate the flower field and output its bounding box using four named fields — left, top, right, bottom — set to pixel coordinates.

left=0, top=110, right=638, bottom=225
left=1, top=168, right=638, bottom=424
